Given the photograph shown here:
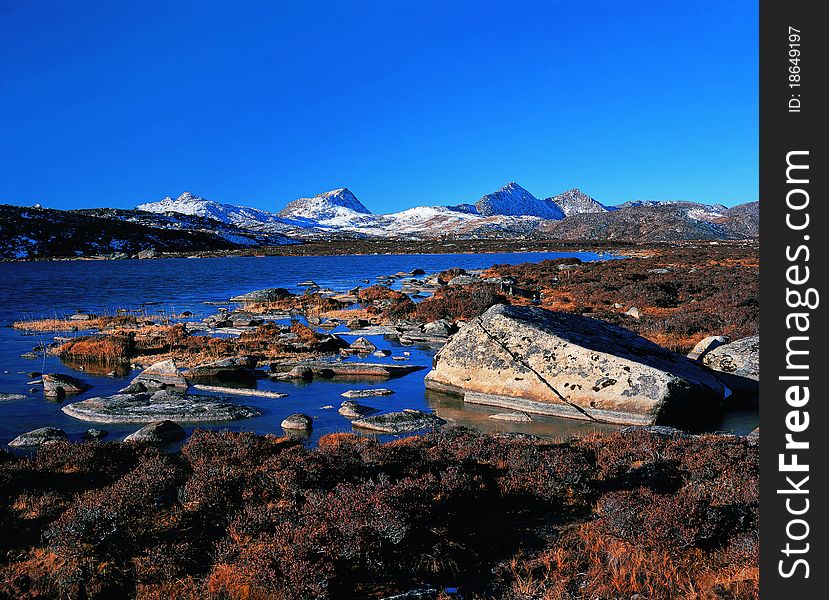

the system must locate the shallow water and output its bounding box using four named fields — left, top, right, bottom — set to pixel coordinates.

left=0, top=252, right=757, bottom=447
